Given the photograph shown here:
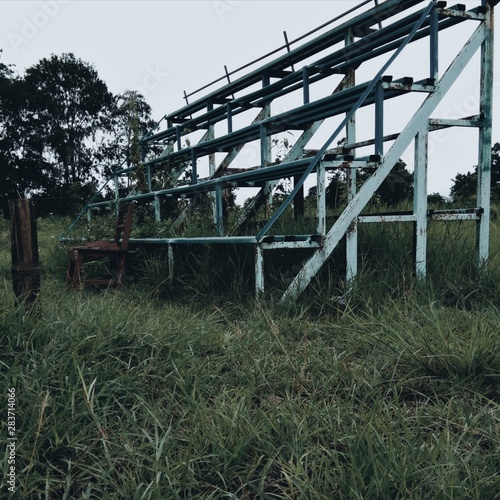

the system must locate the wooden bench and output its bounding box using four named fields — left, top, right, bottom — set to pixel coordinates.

left=66, top=203, right=135, bottom=289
